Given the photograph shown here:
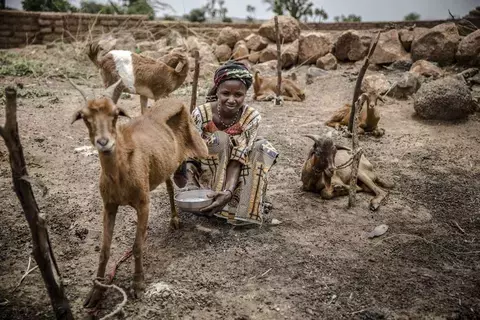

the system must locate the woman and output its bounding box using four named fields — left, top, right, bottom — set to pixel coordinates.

left=174, top=61, right=278, bottom=226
